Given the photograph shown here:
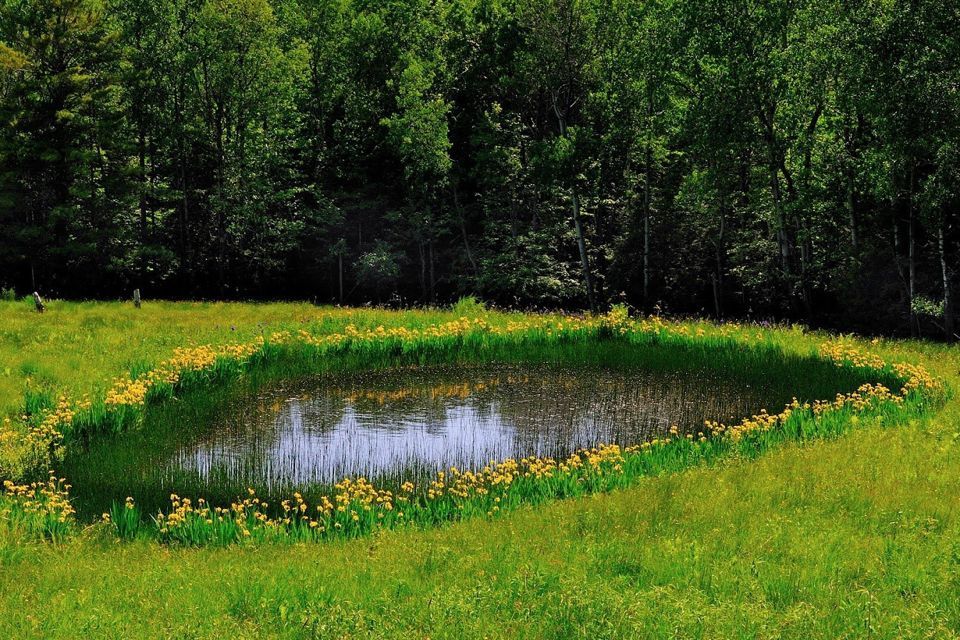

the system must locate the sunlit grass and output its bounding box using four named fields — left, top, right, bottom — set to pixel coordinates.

left=0, top=301, right=942, bottom=548
left=0, top=300, right=956, bottom=637
left=0, top=298, right=527, bottom=417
